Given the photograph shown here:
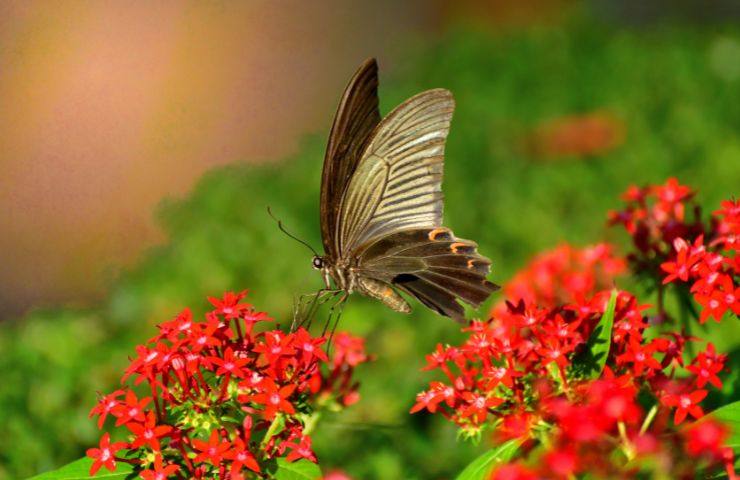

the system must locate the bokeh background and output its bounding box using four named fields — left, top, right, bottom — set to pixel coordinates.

left=2, top=1, right=740, bottom=478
